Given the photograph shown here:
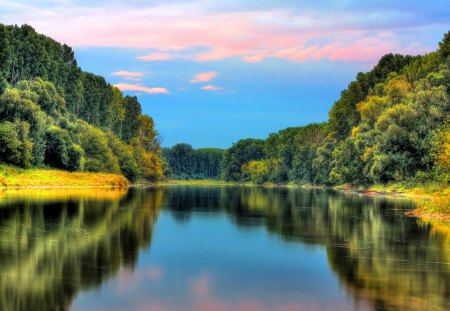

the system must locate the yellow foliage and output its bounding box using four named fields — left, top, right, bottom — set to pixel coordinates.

left=437, top=130, right=450, bottom=172
left=432, top=123, right=450, bottom=174
left=351, top=127, right=359, bottom=137
left=384, top=75, right=411, bottom=103
left=357, top=96, right=387, bottom=124
left=363, top=147, right=374, bottom=162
